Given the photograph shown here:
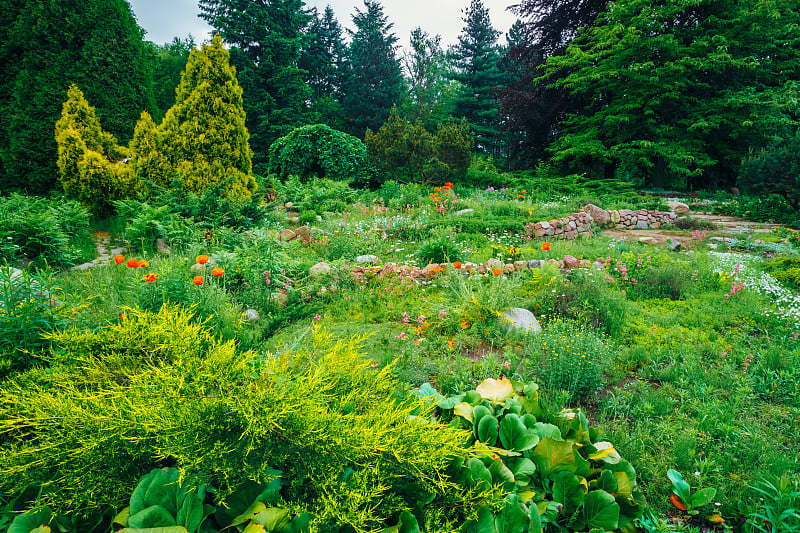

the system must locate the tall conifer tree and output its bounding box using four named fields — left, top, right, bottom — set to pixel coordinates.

left=449, top=0, right=504, bottom=157
left=341, top=0, right=405, bottom=138
left=199, top=0, right=314, bottom=174
left=0, top=0, right=155, bottom=193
